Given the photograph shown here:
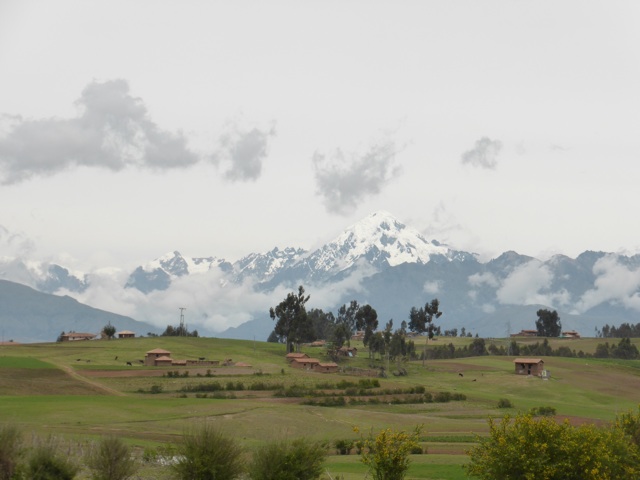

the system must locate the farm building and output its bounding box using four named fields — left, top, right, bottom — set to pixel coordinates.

left=313, top=362, right=339, bottom=373
left=290, top=357, right=320, bottom=370
left=510, top=329, right=538, bottom=337
left=336, top=346, right=358, bottom=357
left=145, top=348, right=172, bottom=366
left=117, top=330, right=135, bottom=339
left=513, top=358, right=545, bottom=376
left=285, top=352, right=310, bottom=363
left=60, top=332, right=96, bottom=341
